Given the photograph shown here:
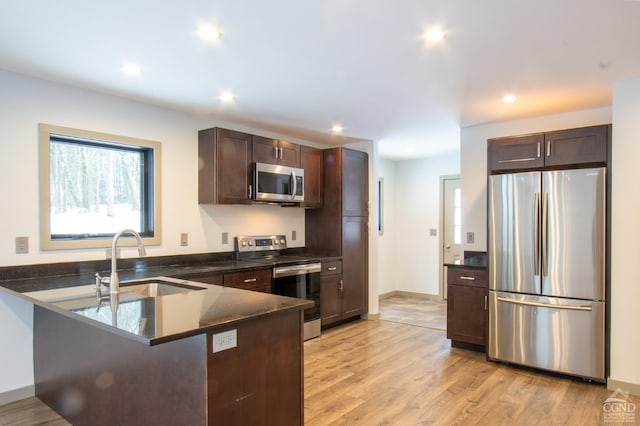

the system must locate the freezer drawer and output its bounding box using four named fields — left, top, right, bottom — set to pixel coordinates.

left=488, top=291, right=605, bottom=382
